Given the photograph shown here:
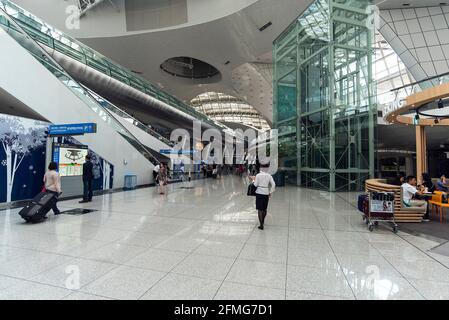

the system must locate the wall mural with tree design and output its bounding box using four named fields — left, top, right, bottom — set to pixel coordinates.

left=0, top=113, right=114, bottom=204
left=0, top=115, right=47, bottom=203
